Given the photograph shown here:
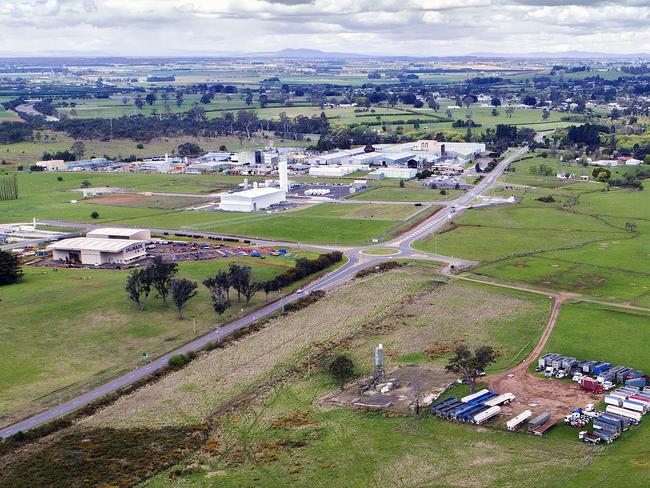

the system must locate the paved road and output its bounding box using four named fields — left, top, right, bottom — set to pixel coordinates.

left=0, top=146, right=528, bottom=439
